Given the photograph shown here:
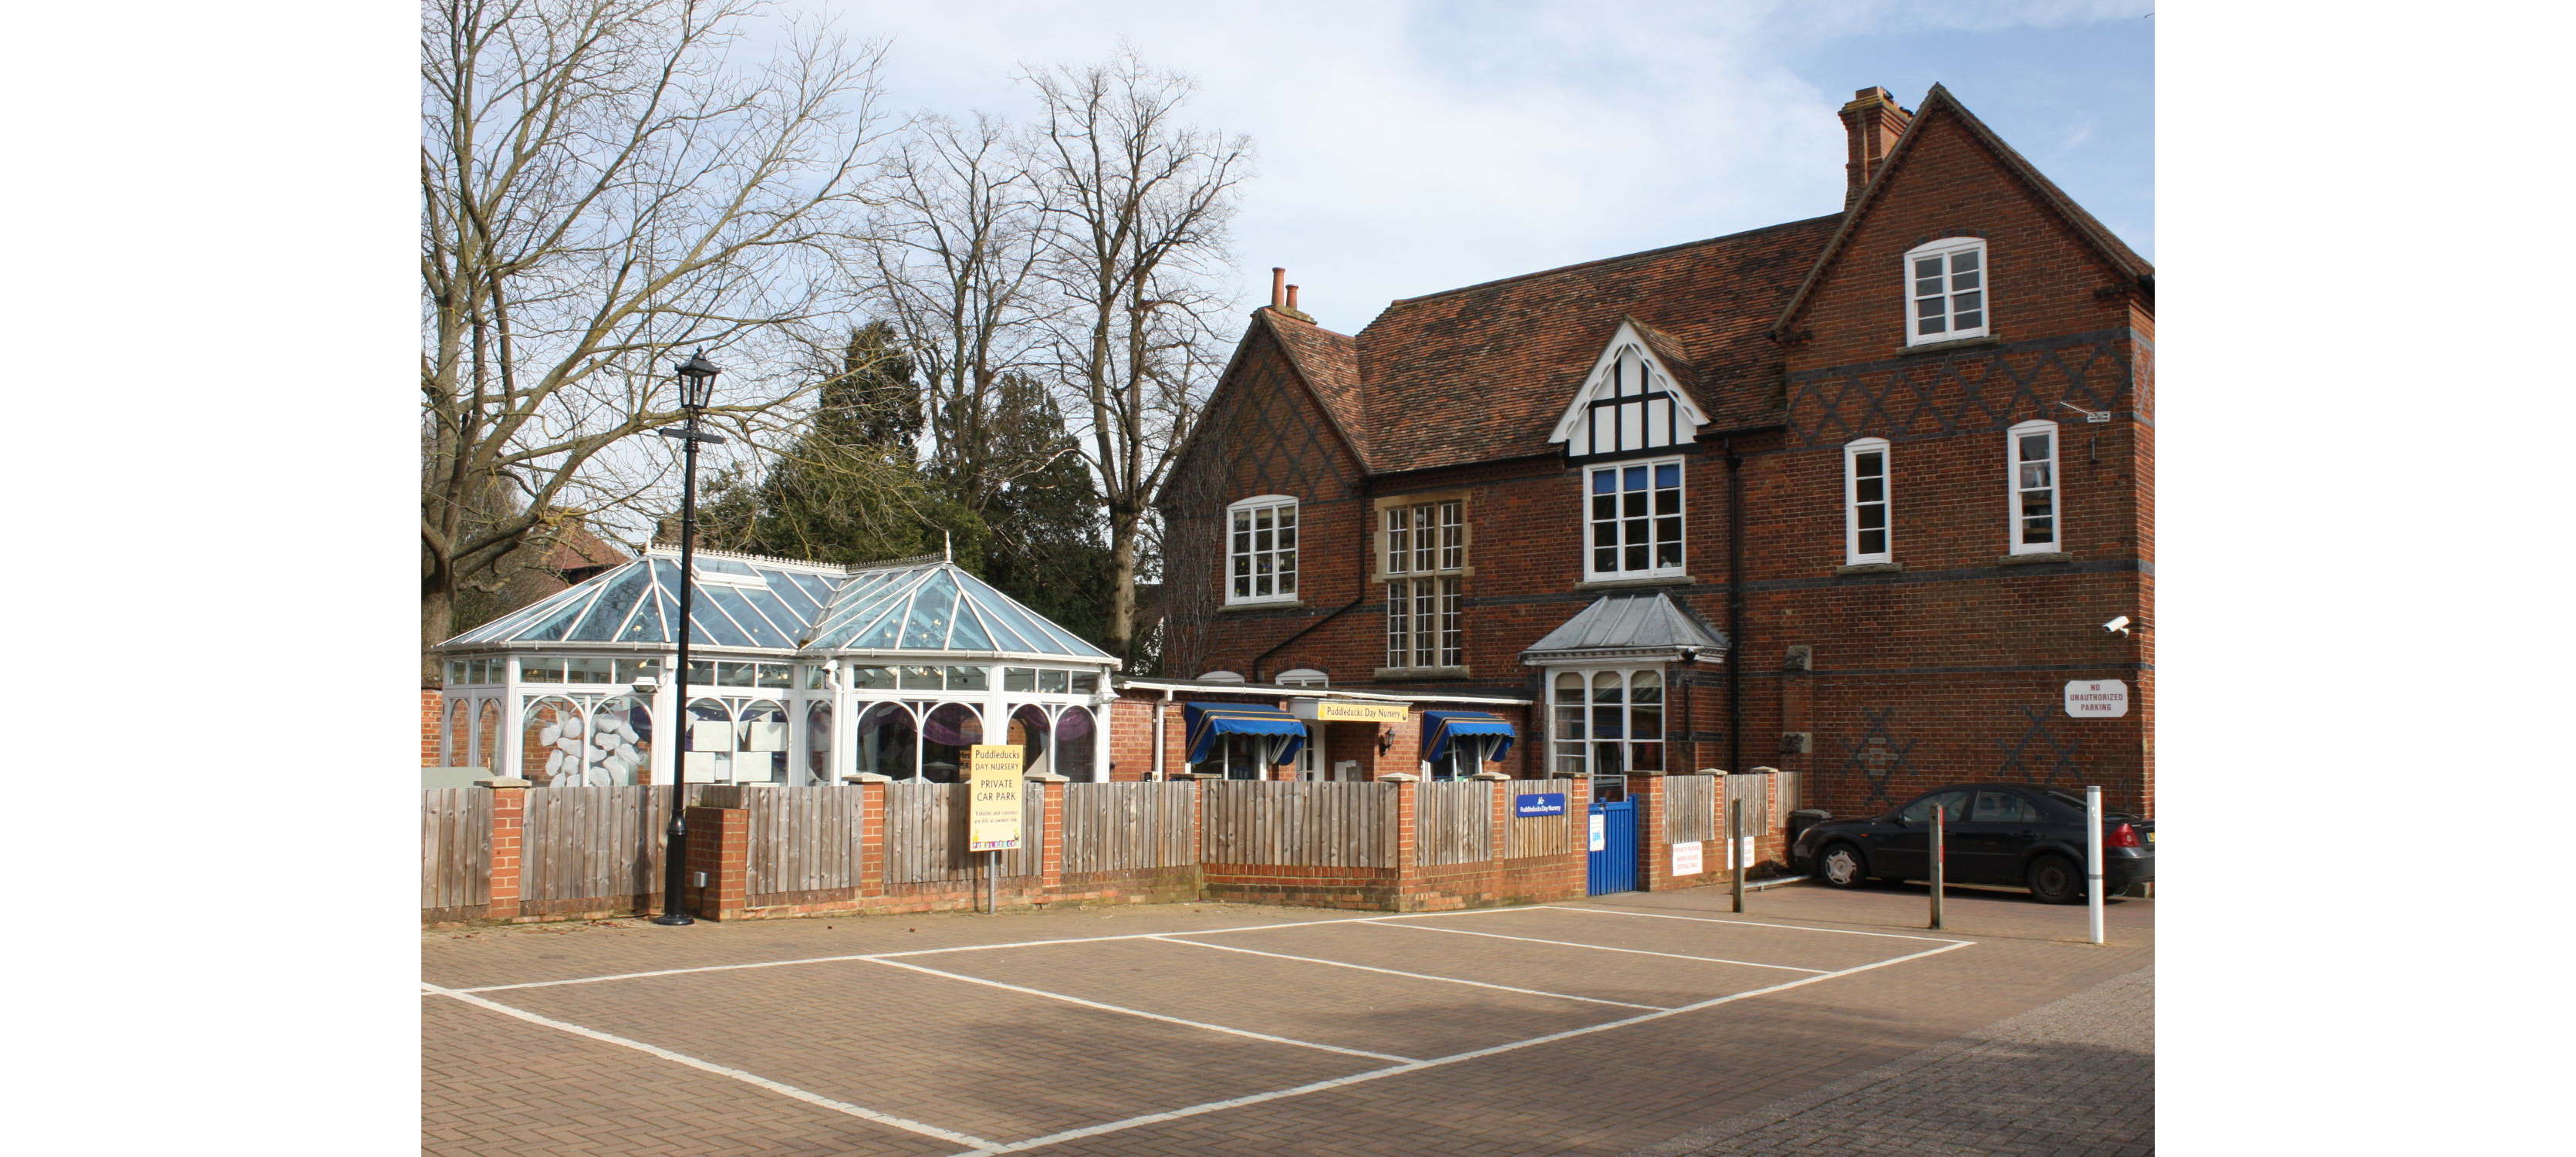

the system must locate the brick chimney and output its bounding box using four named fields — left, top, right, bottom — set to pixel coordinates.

left=1263, top=267, right=1314, bottom=323
left=1837, top=86, right=1913, bottom=208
